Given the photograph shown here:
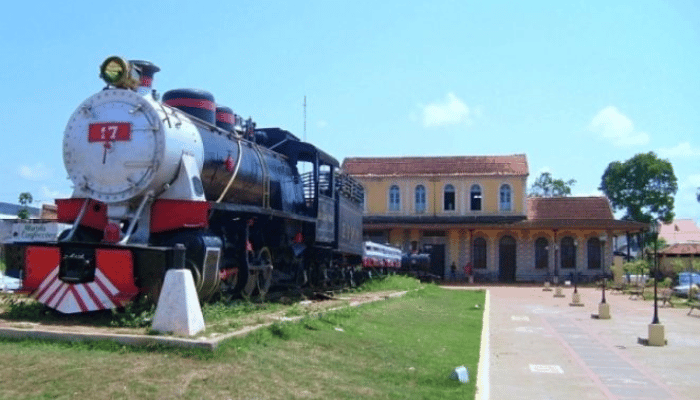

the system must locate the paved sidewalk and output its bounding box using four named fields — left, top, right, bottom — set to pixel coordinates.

left=462, top=285, right=698, bottom=400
